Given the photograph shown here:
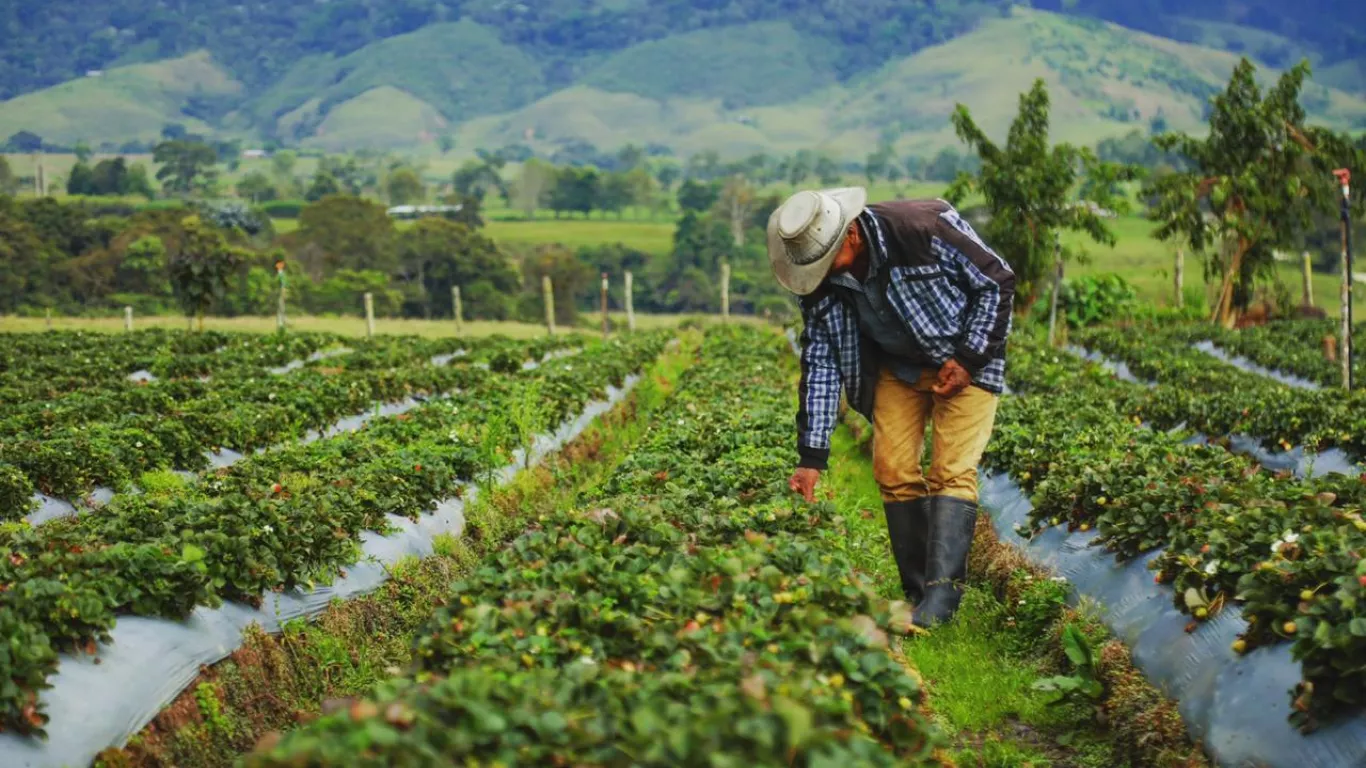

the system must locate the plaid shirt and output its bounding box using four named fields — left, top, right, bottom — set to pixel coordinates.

left=796, top=200, right=1014, bottom=470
